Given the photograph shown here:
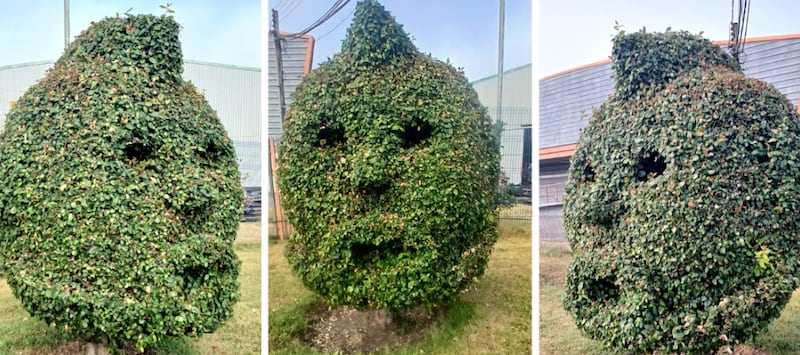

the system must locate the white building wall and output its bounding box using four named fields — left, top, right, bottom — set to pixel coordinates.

left=471, top=64, right=533, bottom=185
